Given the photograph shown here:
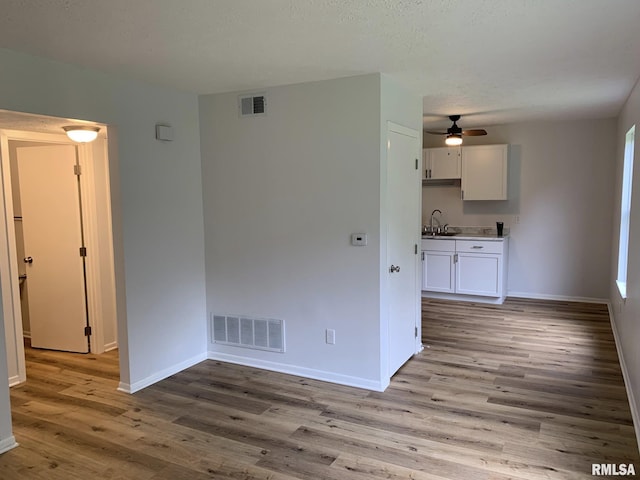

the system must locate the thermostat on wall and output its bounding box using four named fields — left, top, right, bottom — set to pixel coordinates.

left=351, top=233, right=367, bottom=246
